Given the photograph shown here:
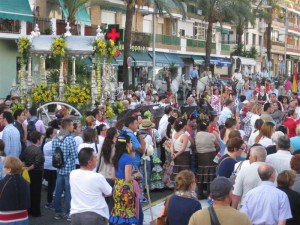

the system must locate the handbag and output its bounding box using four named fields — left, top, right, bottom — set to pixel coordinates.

left=208, top=206, right=221, bottom=225
left=156, top=195, right=171, bottom=225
